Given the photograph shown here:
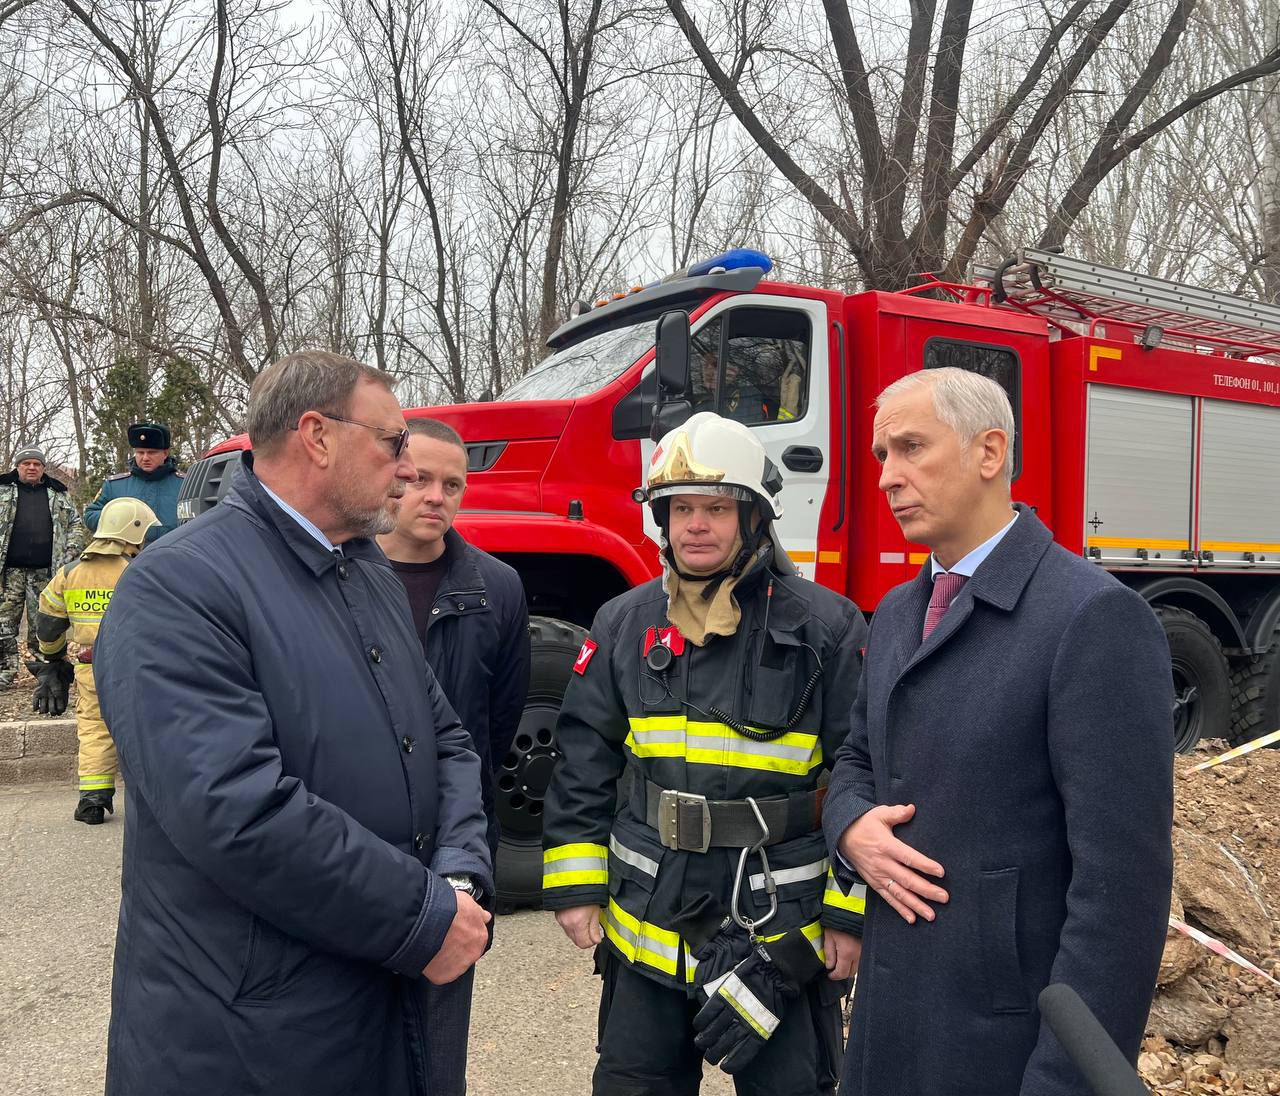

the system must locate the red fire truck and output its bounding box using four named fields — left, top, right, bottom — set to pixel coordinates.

left=179, top=247, right=1280, bottom=903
